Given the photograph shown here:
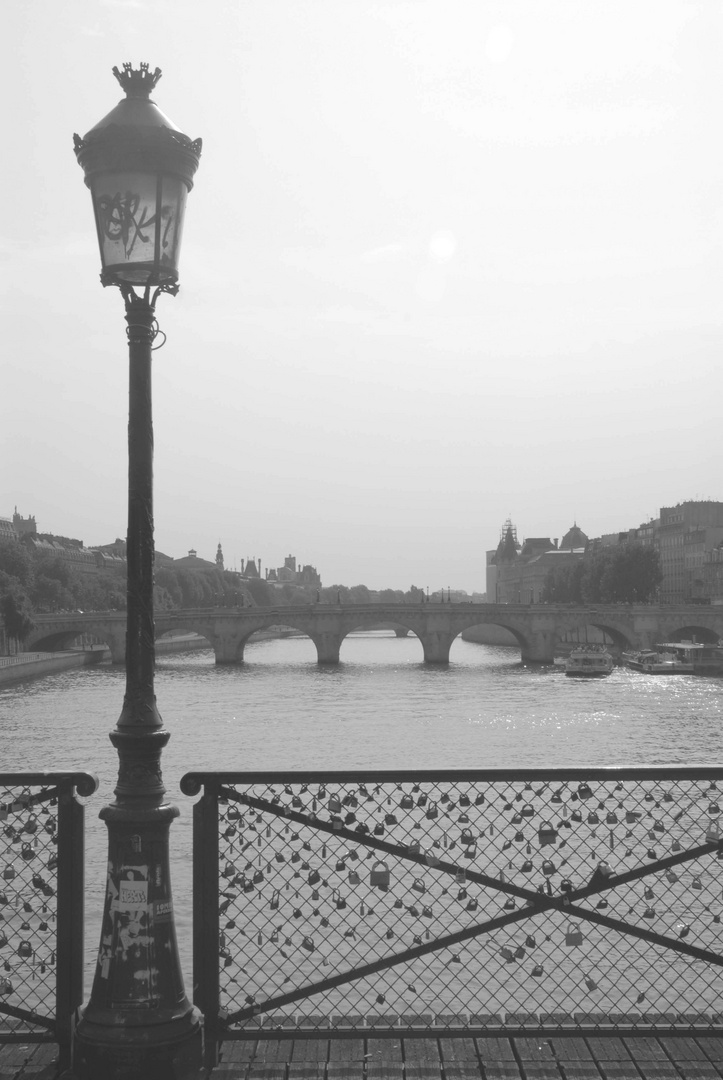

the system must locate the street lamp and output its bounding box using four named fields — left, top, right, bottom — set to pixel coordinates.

left=73, top=64, right=202, bottom=1078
